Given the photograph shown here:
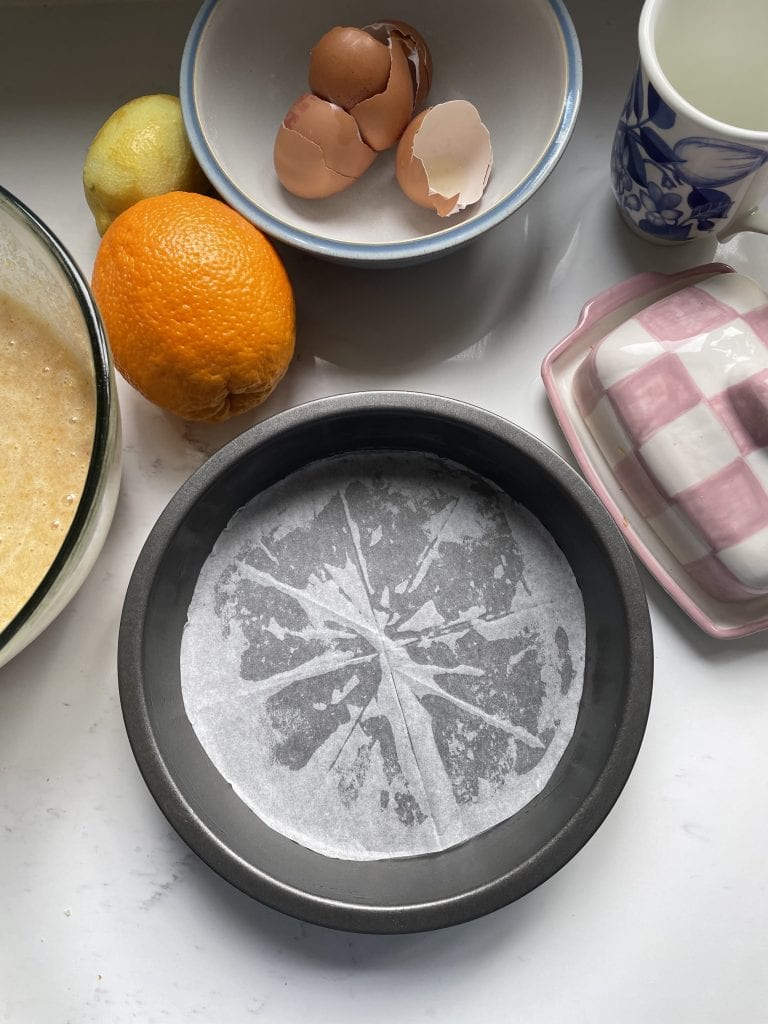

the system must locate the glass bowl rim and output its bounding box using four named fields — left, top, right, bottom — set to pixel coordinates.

left=0, top=185, right=115, bottom=653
